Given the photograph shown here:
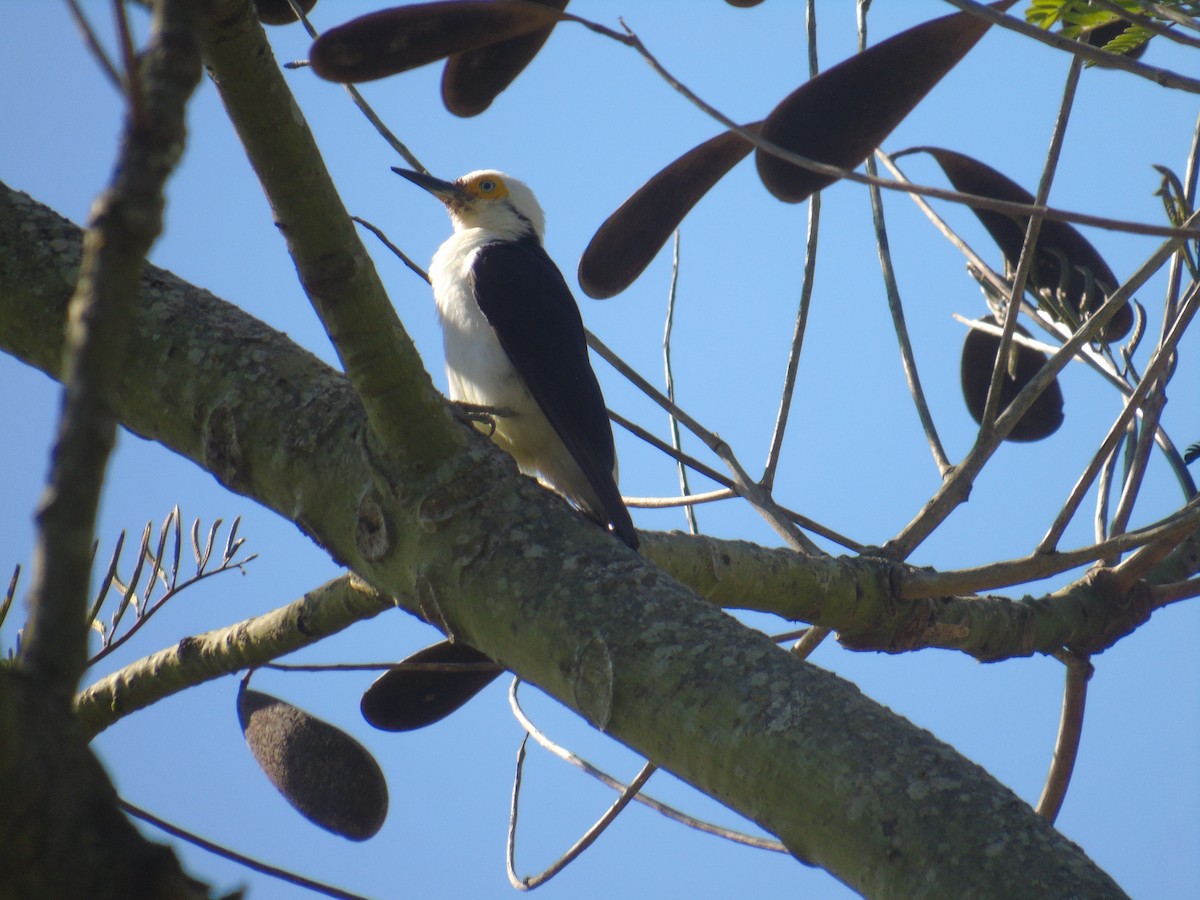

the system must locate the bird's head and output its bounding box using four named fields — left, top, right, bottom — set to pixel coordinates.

left=393, top=168, right=545, bottom=241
